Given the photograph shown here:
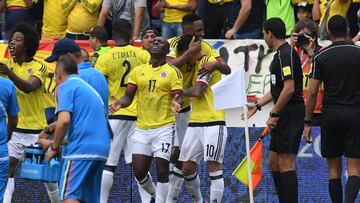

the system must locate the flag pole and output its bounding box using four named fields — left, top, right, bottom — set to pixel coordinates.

left=243, top=105, right=254, bottom=203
